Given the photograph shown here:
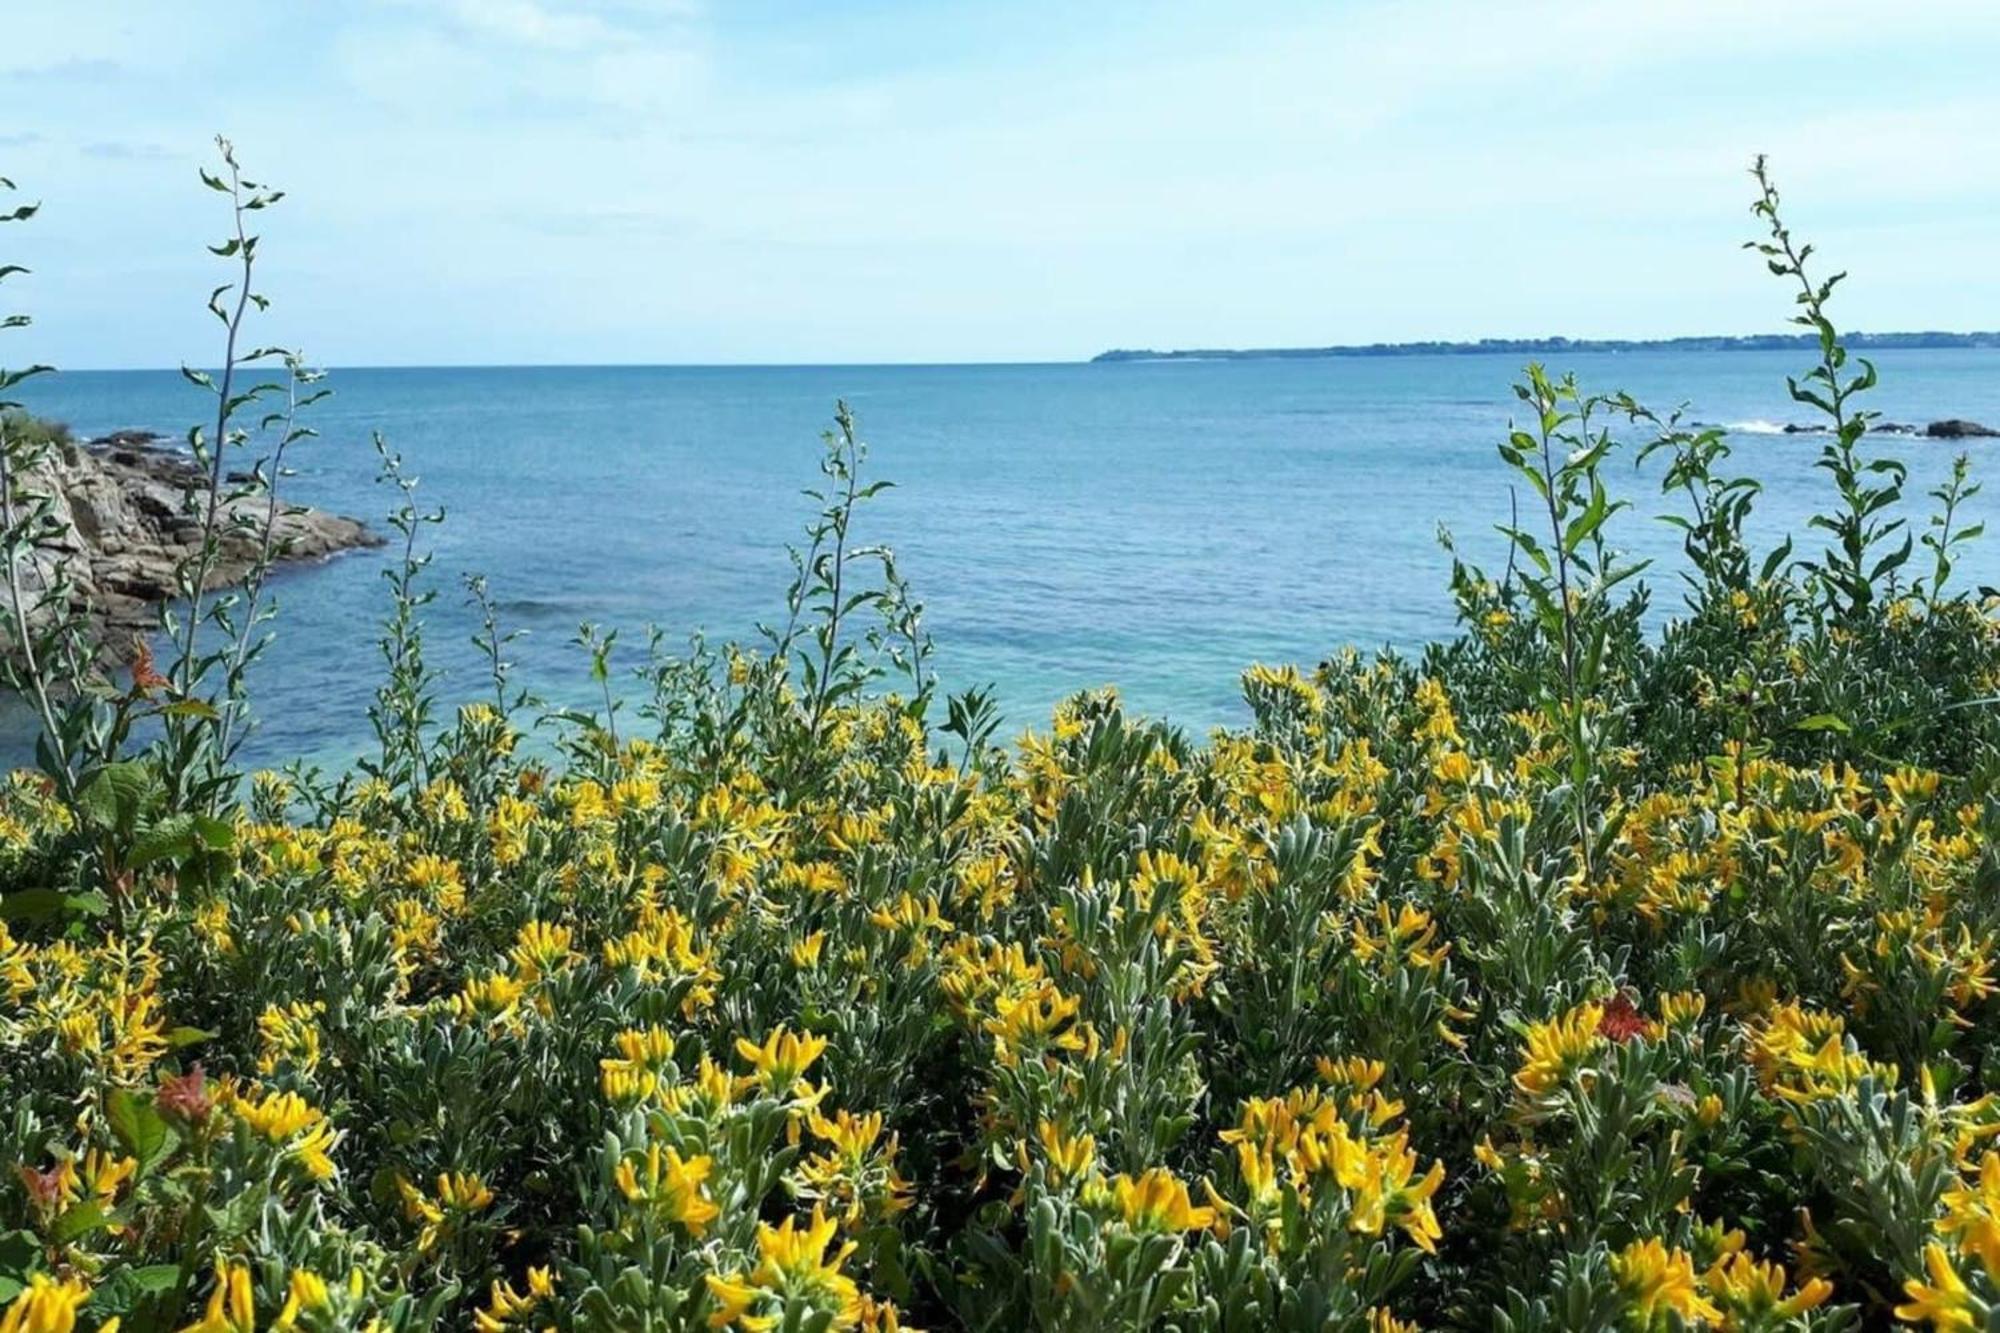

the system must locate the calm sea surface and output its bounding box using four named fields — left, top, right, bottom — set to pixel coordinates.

left=12, top=351, right=2000, bottom=770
